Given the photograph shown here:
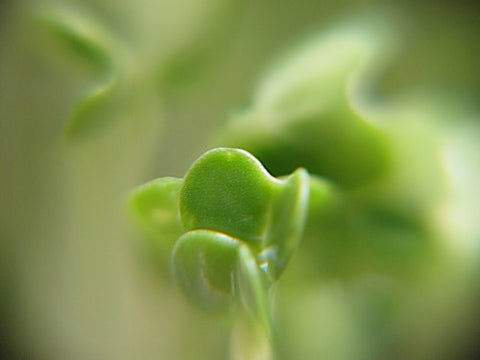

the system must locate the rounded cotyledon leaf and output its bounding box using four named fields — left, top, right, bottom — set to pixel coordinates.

left=130, top=177, right=183, bottom=268
left=171, top=229, right=272, bottom=334
left=180, top=148, right=281, bottom=249
left=172, top=229, right=242, bottom=309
